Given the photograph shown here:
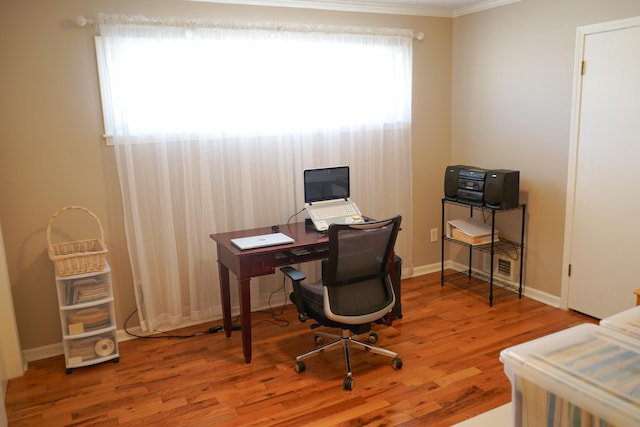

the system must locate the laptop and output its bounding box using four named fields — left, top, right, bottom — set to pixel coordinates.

left=231, top=232, right=294, bottom=250
left=304, top=166, right=364, bottom=232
